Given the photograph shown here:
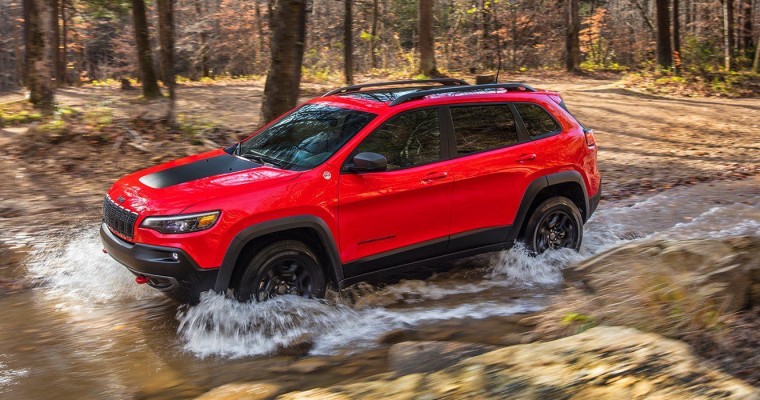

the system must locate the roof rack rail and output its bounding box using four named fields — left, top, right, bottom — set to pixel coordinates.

left=322, top=78, right=469, bottom=97
left=388, top=83, right=537, bottom=106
